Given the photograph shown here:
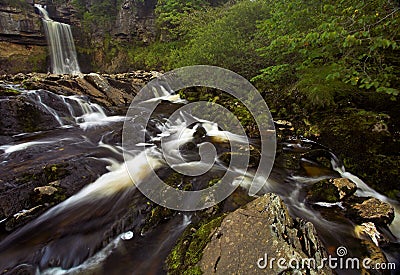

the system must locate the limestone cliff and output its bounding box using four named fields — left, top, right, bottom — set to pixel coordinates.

left=114, top=0, right=157, bottom=44
left=0, top=3, right=46, bottom=74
